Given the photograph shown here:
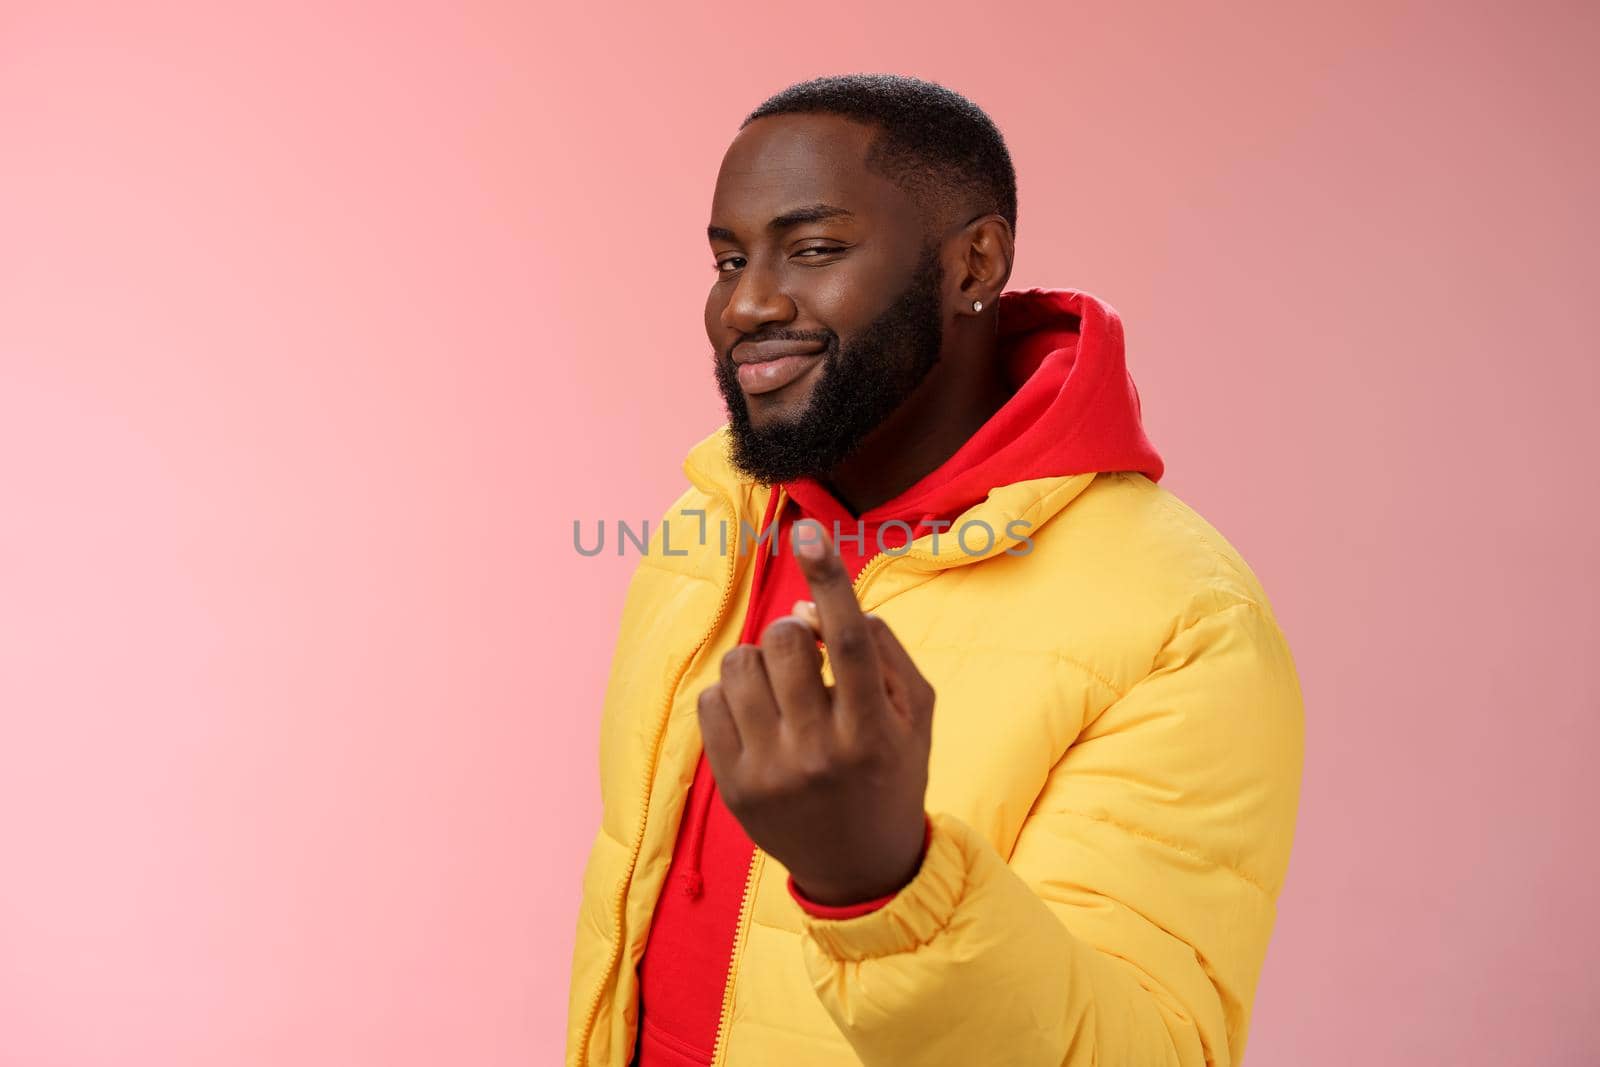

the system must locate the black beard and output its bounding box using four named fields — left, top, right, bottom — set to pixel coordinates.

left=713, top=243, right=945, bottom=485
